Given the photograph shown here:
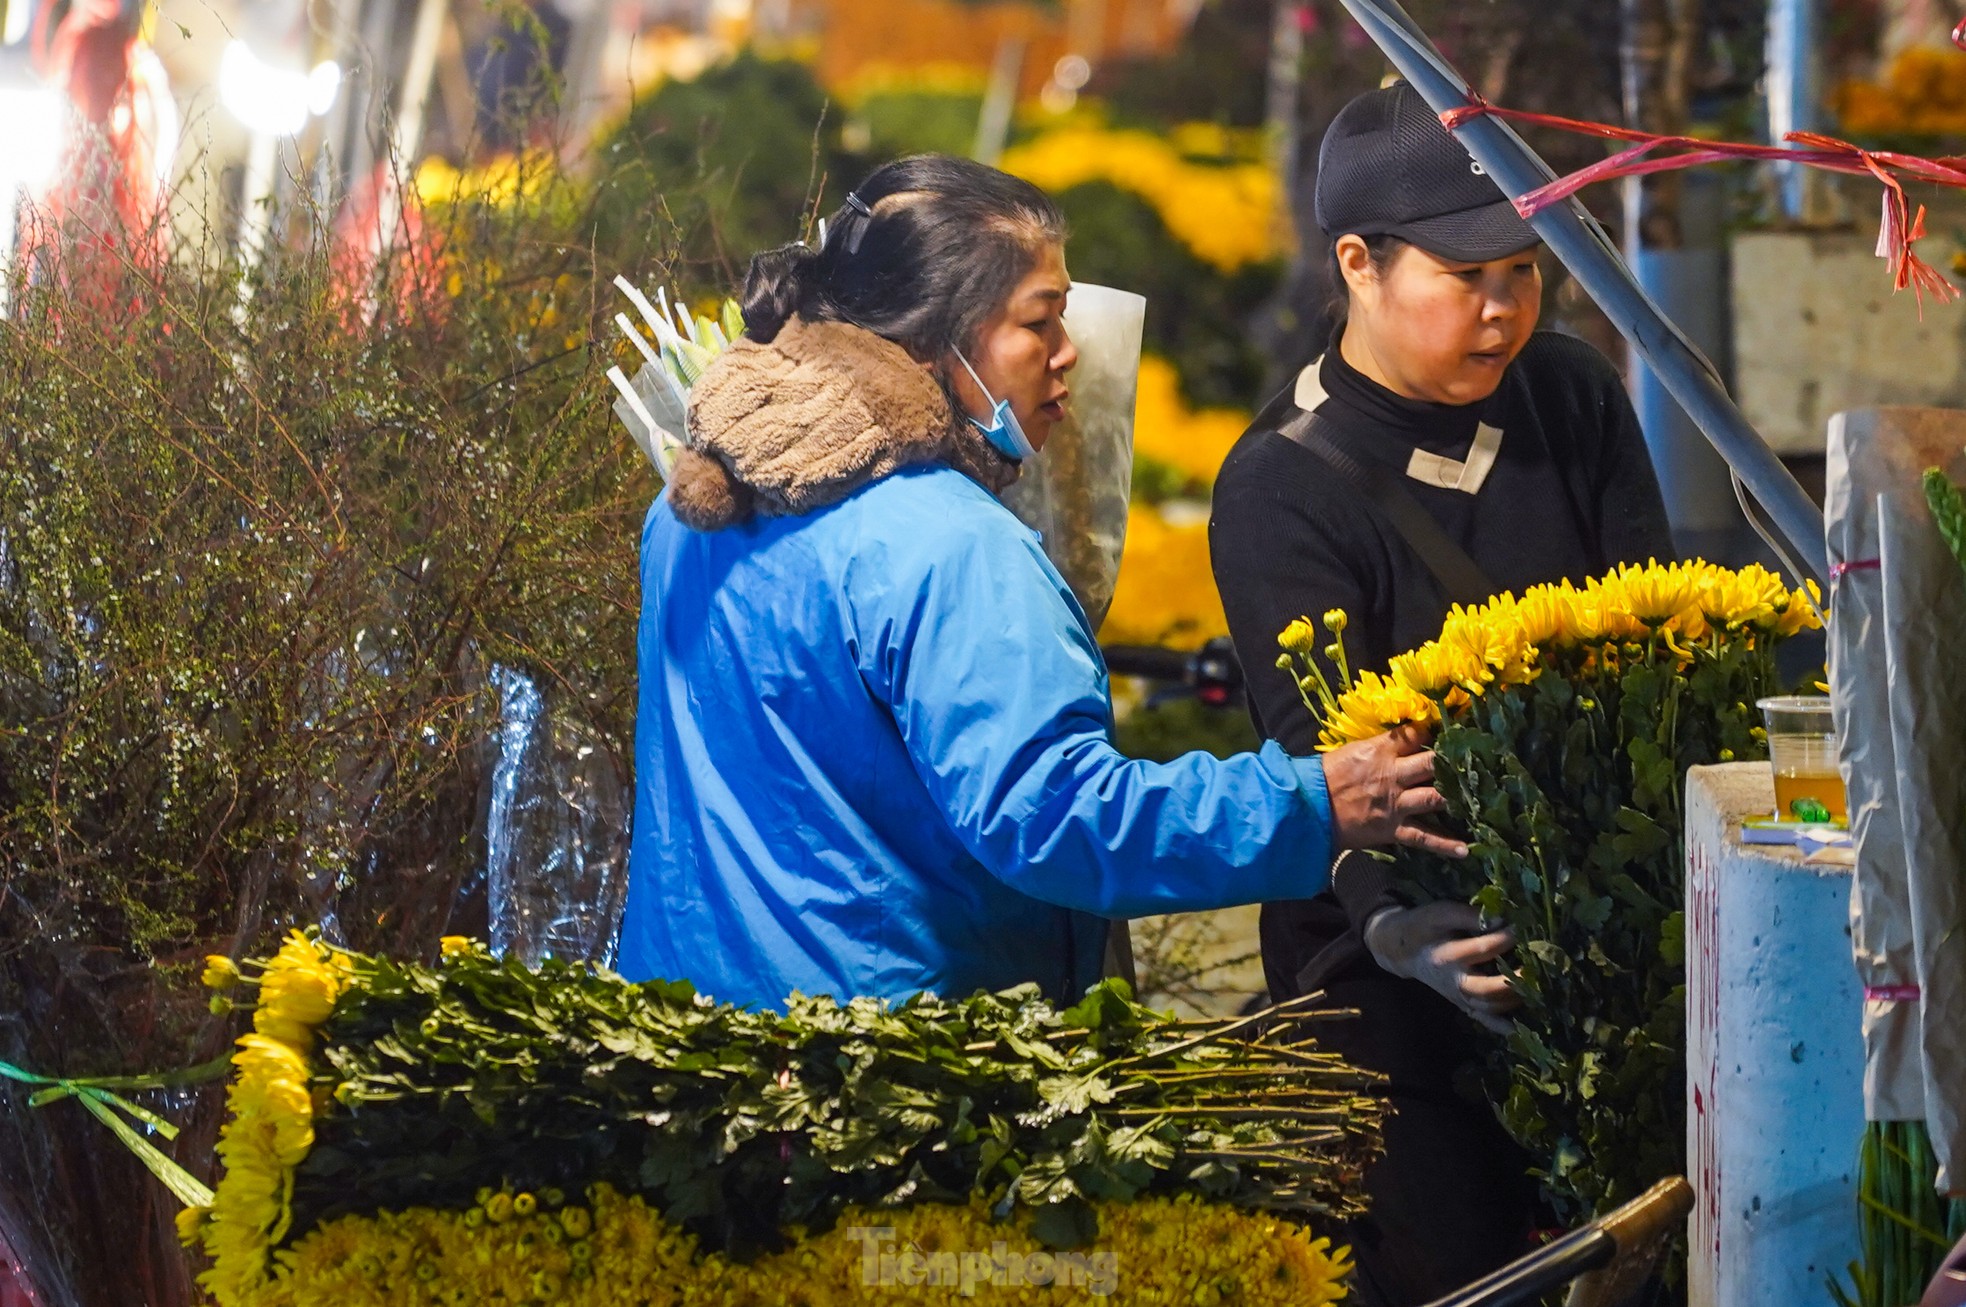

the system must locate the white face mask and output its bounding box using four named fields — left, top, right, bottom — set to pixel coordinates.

left=951, top=347, right=1036, bottom=462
